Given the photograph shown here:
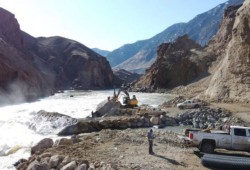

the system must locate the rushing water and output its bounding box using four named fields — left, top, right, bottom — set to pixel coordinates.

left=0, top=90, right=173, bottom=169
